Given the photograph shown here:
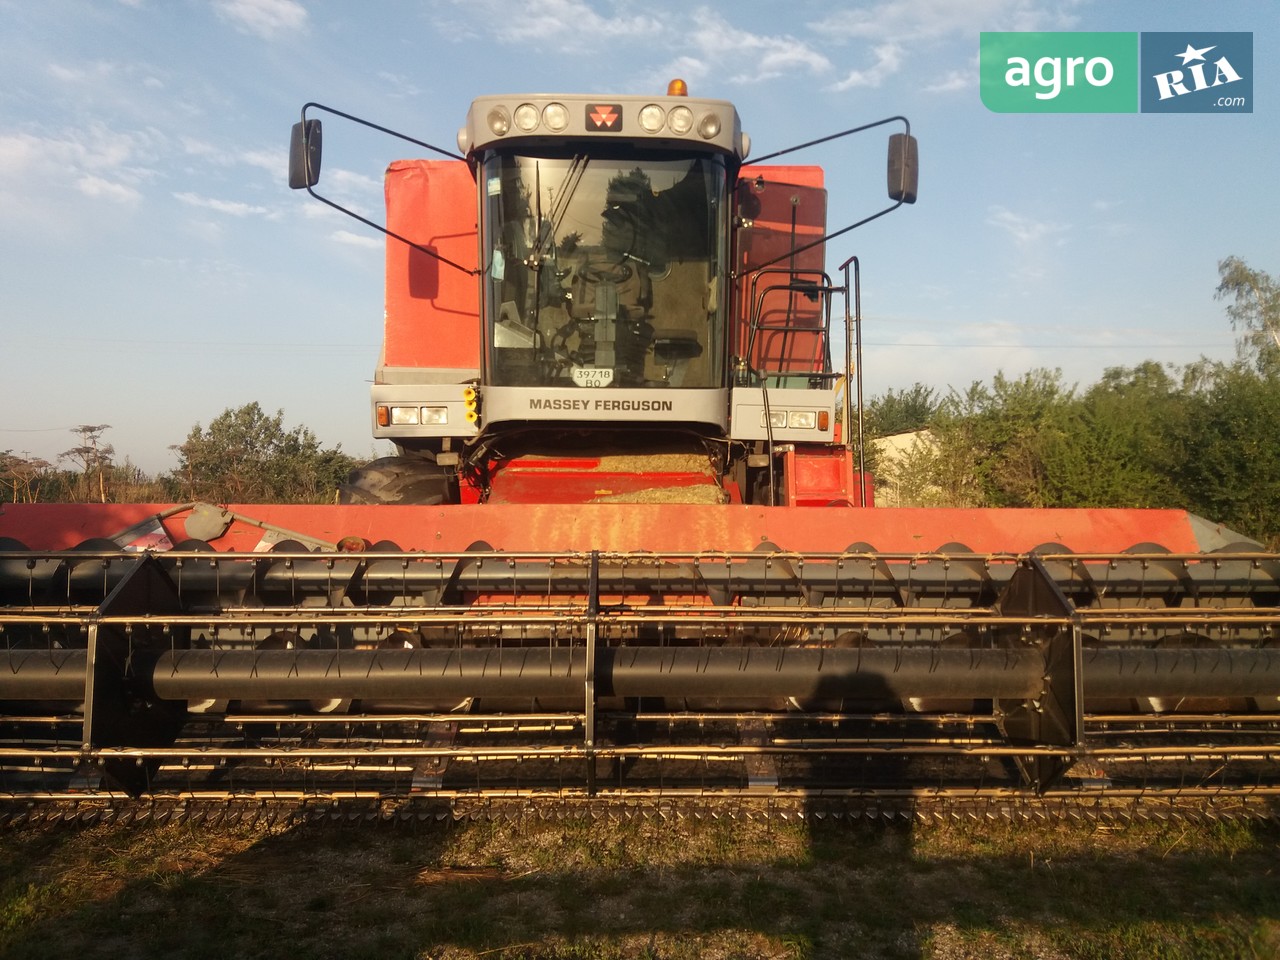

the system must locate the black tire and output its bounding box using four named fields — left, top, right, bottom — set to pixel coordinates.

left=338, top=456, right=456, bottom=505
